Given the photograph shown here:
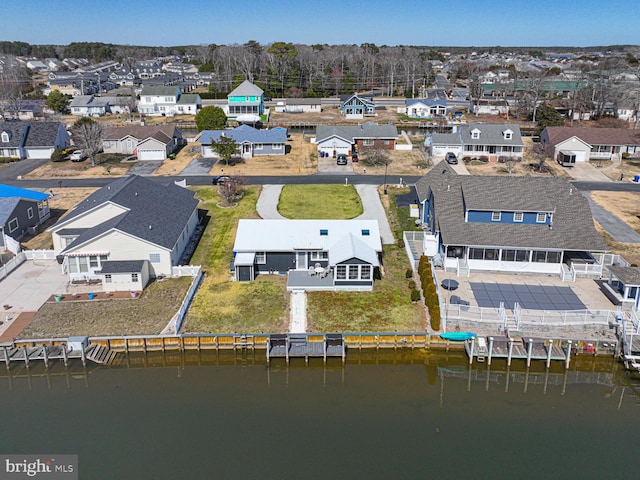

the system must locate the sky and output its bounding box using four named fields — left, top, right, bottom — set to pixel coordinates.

left=2, top=0, right=639, bottom=48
